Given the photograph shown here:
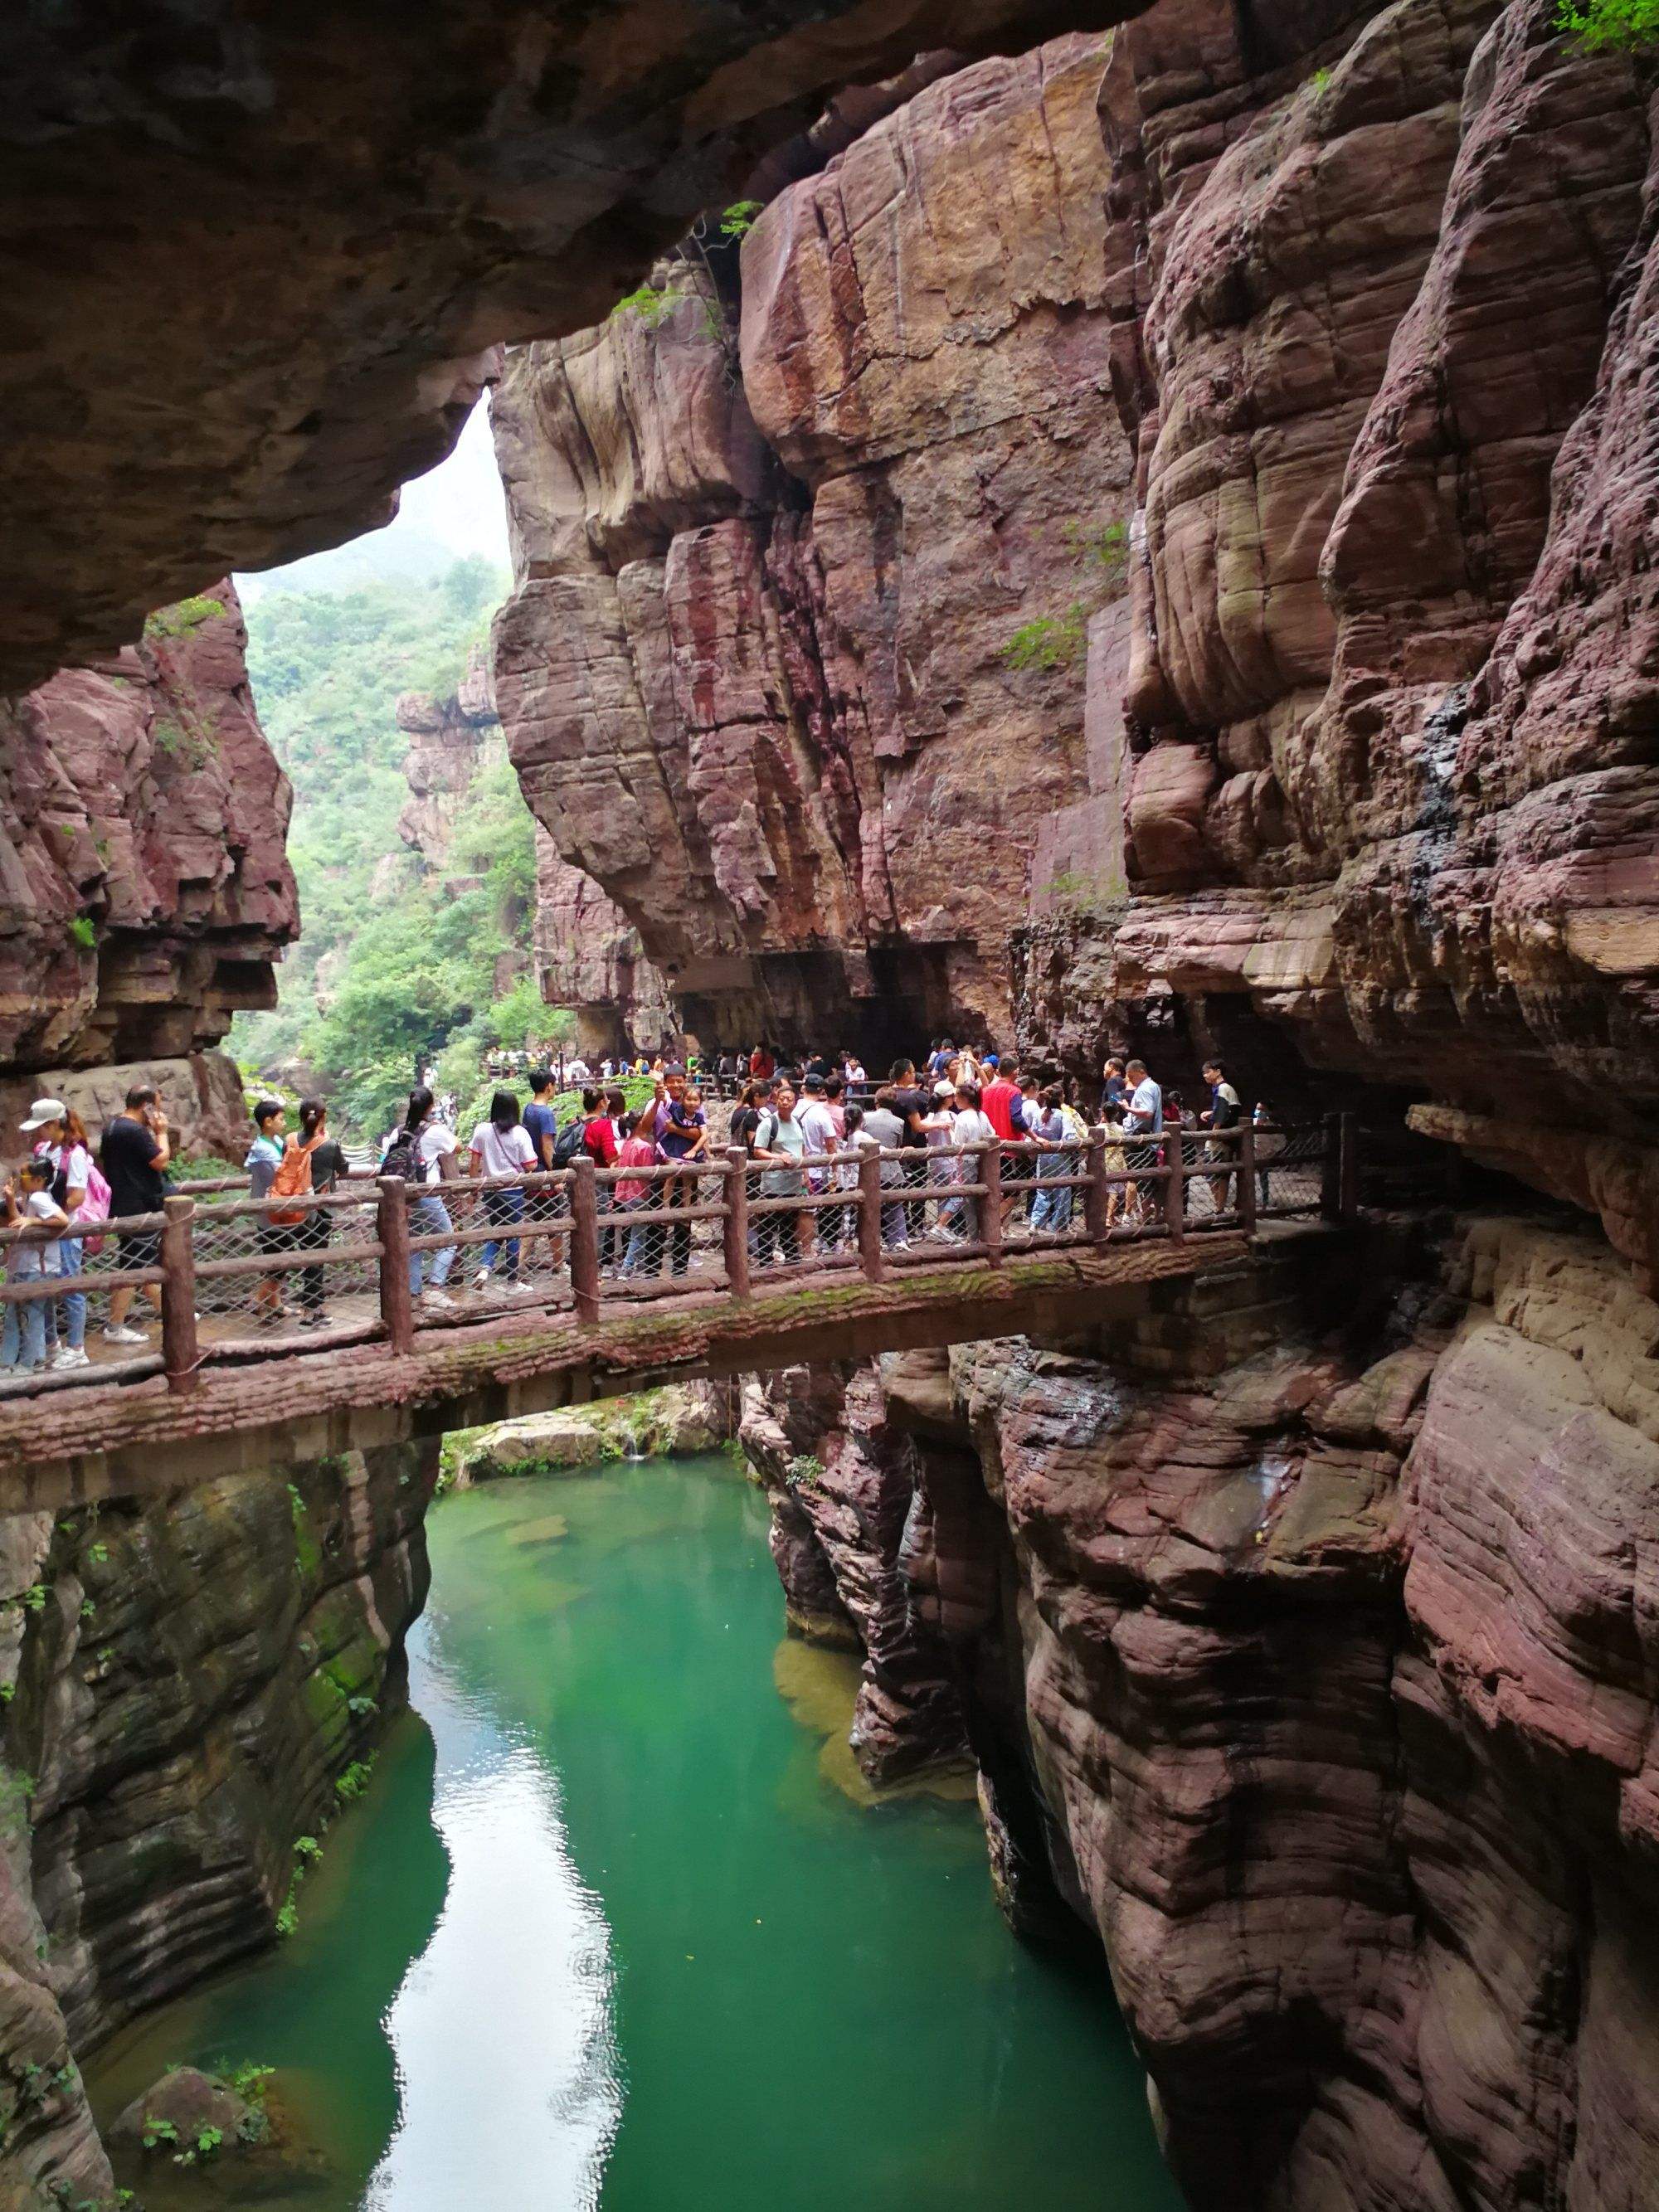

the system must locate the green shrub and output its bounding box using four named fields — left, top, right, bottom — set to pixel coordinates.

left=67, top=916, right=96, bottom=952
left=1555, top=0, right=1659, bottom=41
left=719, top=199, right=763, bottom=241
left=1003, top=606, right=1088, bottom=671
